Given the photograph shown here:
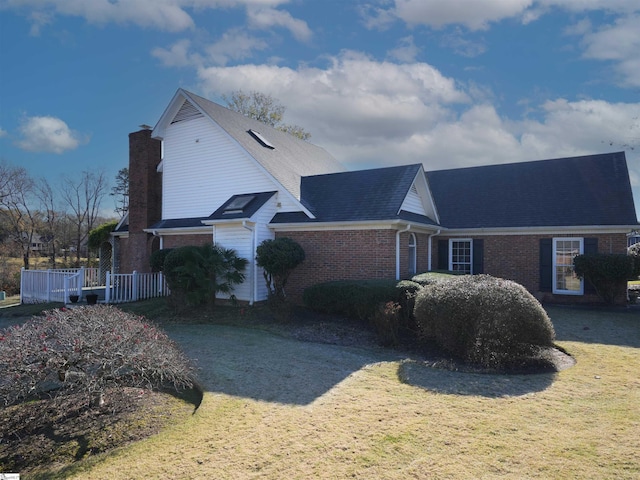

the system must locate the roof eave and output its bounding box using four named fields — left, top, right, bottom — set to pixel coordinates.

left=440, top=224, right=640, bottom=236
